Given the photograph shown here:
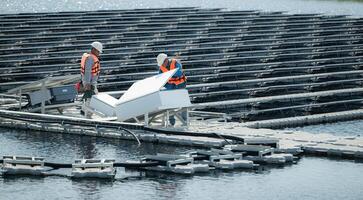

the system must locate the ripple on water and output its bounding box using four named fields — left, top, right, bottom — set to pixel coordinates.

left=283, top=119, right=363, bottom=136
